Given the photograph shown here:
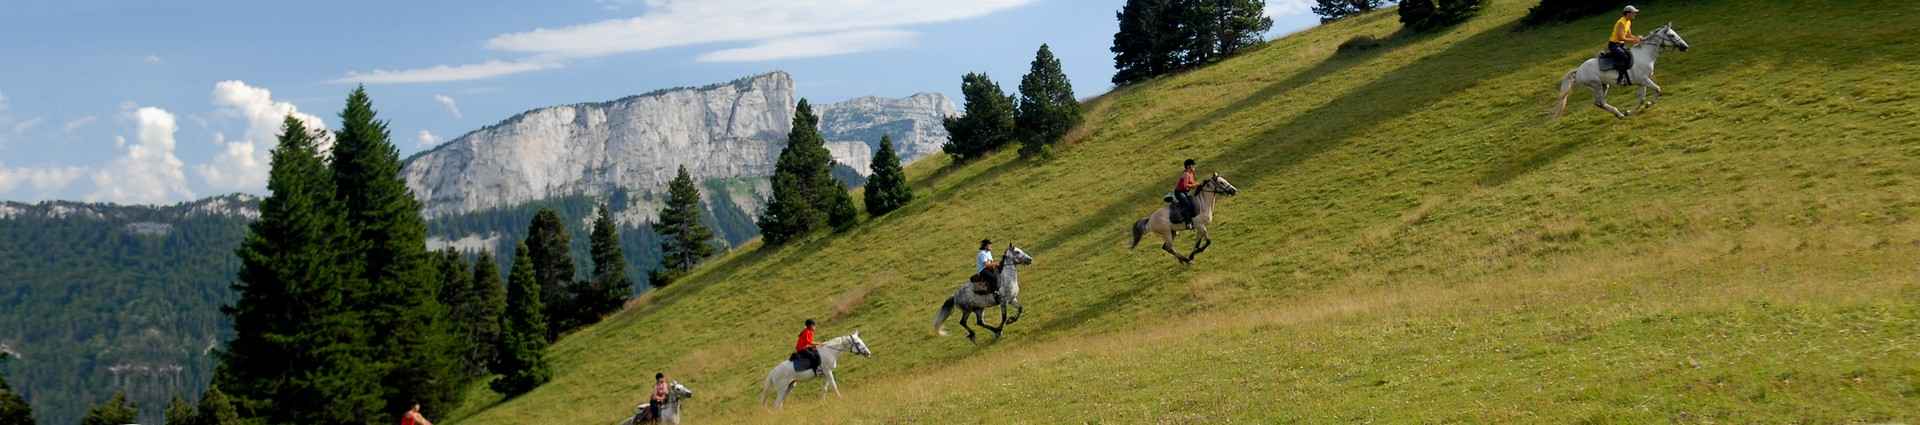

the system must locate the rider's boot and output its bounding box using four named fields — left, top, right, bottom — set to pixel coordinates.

left=1616, top=69, right=1631, bottom=86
